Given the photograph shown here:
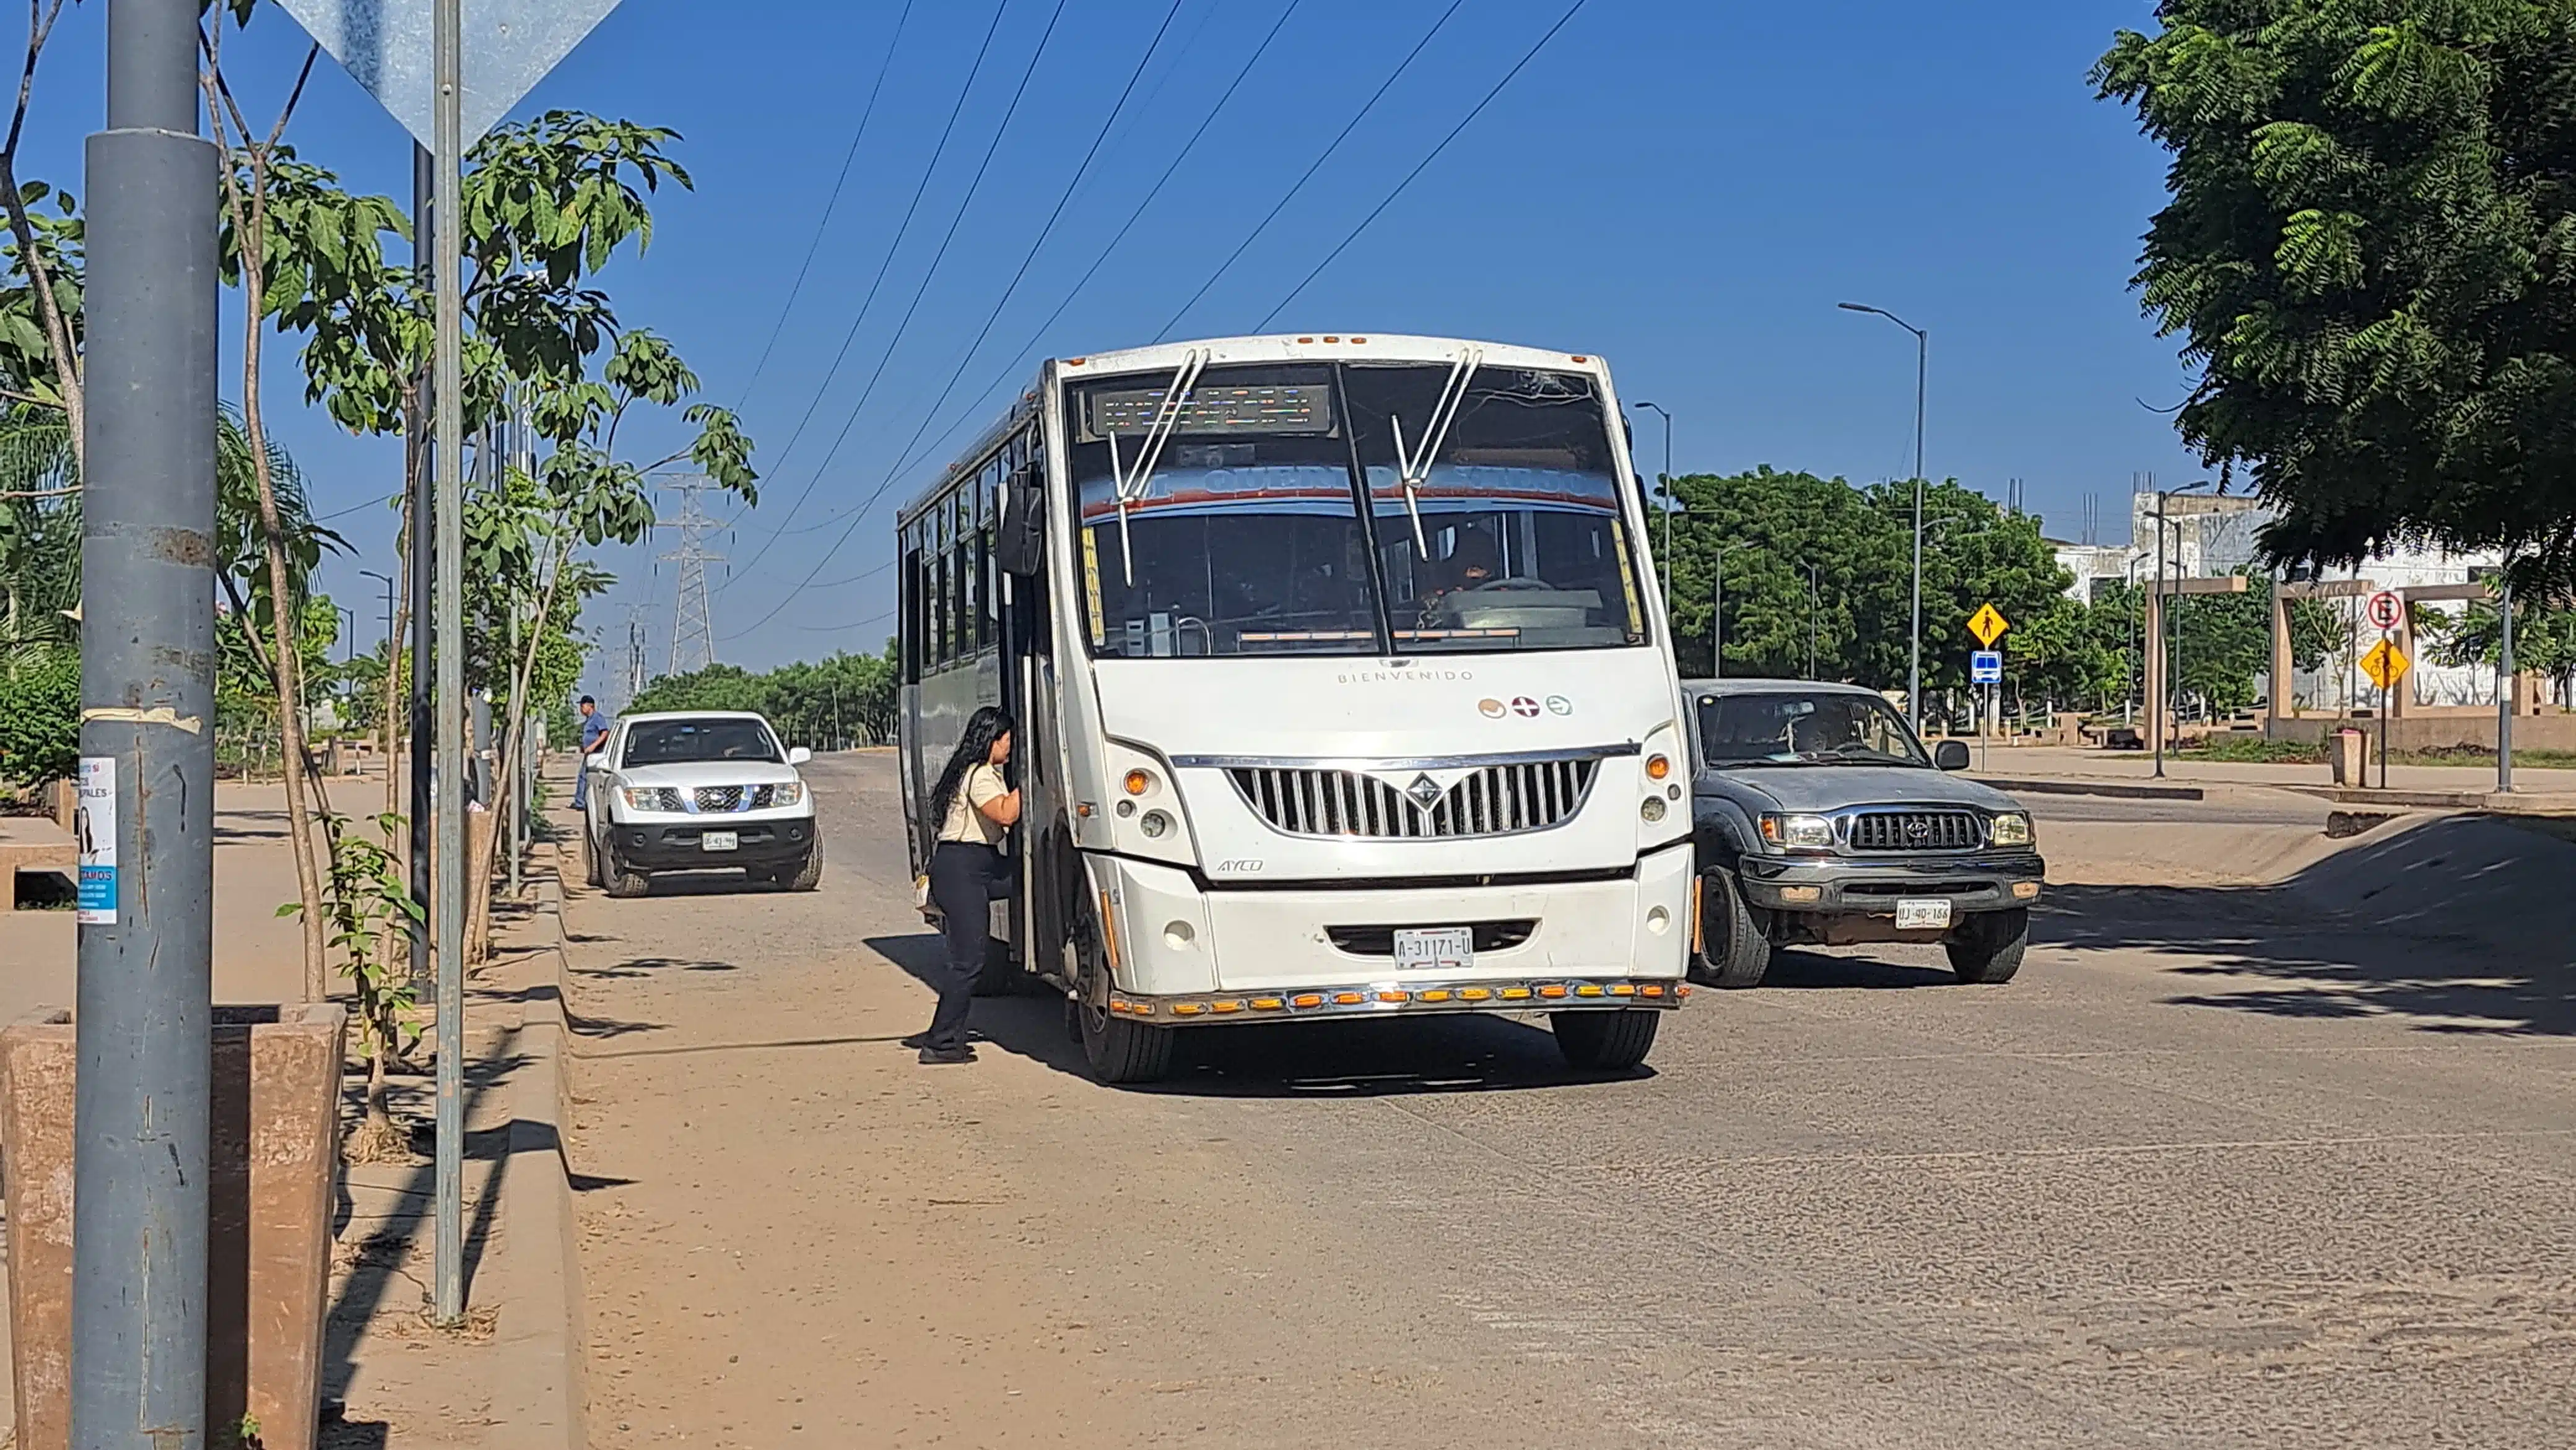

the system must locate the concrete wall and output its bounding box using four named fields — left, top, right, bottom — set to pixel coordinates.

left=2265, top=711, right=2576, bottom=753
